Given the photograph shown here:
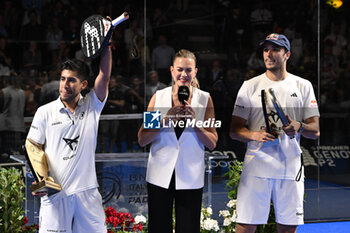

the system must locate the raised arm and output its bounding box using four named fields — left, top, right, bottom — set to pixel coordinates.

left=94, top=46, right=112, bottom=101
